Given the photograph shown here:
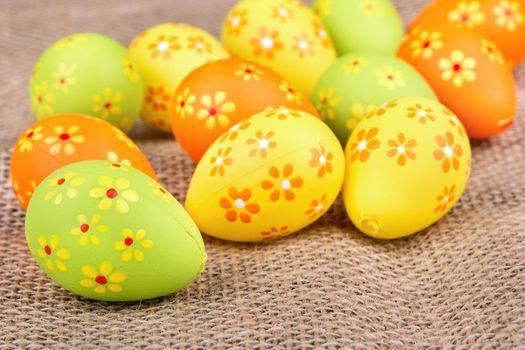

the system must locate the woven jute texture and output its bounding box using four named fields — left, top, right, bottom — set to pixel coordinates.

left=1, top=0, right=524, bottom=349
